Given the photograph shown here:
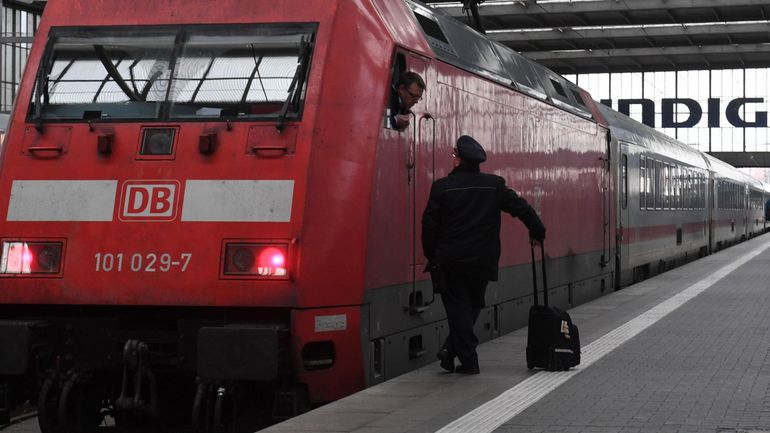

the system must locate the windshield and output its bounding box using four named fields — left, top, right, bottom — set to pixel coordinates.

left=31, top=24, right=316, bottom=122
